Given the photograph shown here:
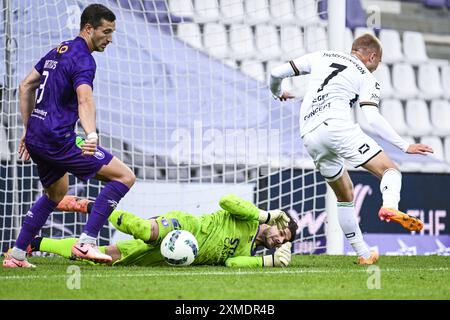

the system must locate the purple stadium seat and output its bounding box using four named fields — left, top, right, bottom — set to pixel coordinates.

left=317, top=0, right=367, bottom=29
left=423, top=0, right=446, bottom=8
left=318, top=0, right=328, bottom=20
left=346, top=0, right=367, bottom=29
